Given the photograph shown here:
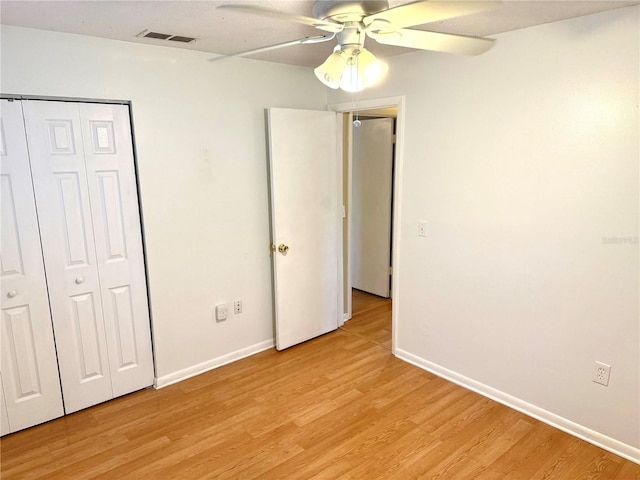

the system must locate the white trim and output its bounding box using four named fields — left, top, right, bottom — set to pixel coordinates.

left=396, top=348, right=640, bottom=465
left=336, top=111, right=345, bottom=329
left=154, top=339, right=275, bottom=389
left=344, top=111, right=353, bottom=323
left=329, top=95, right=405, bottom=355
left=328, top=96, right=404, bottom=115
